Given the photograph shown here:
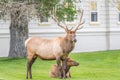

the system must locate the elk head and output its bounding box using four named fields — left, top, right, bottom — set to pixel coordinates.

left=52, top=9, right=85, bottom=43
left=66, top=58, right=79, bottom=67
